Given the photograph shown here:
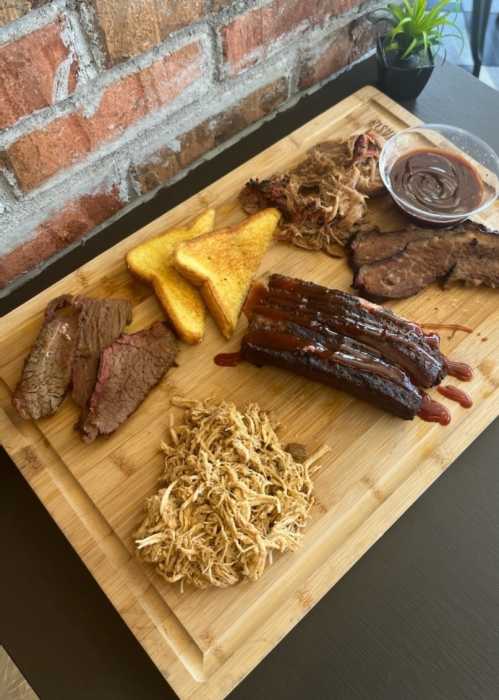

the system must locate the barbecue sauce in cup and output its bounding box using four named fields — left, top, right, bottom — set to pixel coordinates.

left=390, top=148, right=483, bottom=220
